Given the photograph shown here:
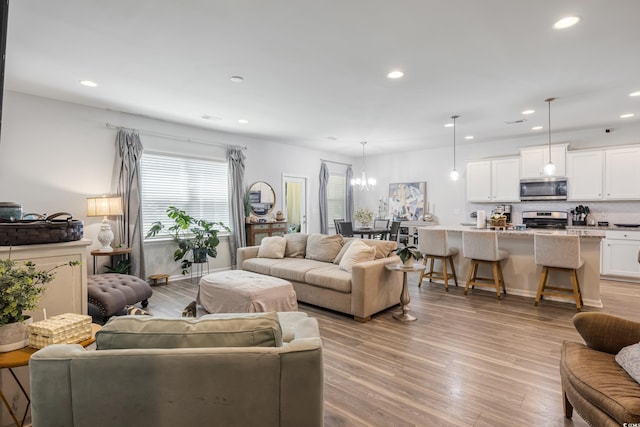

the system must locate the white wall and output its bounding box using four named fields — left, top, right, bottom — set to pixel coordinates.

left=0, top=91, right=352, bottom=277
